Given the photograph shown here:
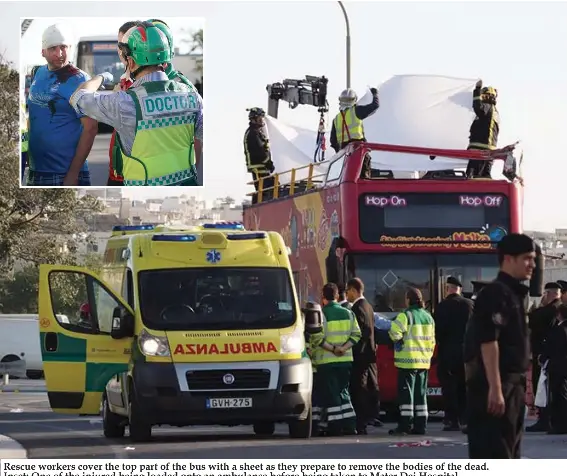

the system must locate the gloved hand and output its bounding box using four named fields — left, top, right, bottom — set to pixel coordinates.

left=98, top=72, right=115, bottom=85
left=370, top=87, right=378, bottom=95
left=476, top=79, right=483, bottom=88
